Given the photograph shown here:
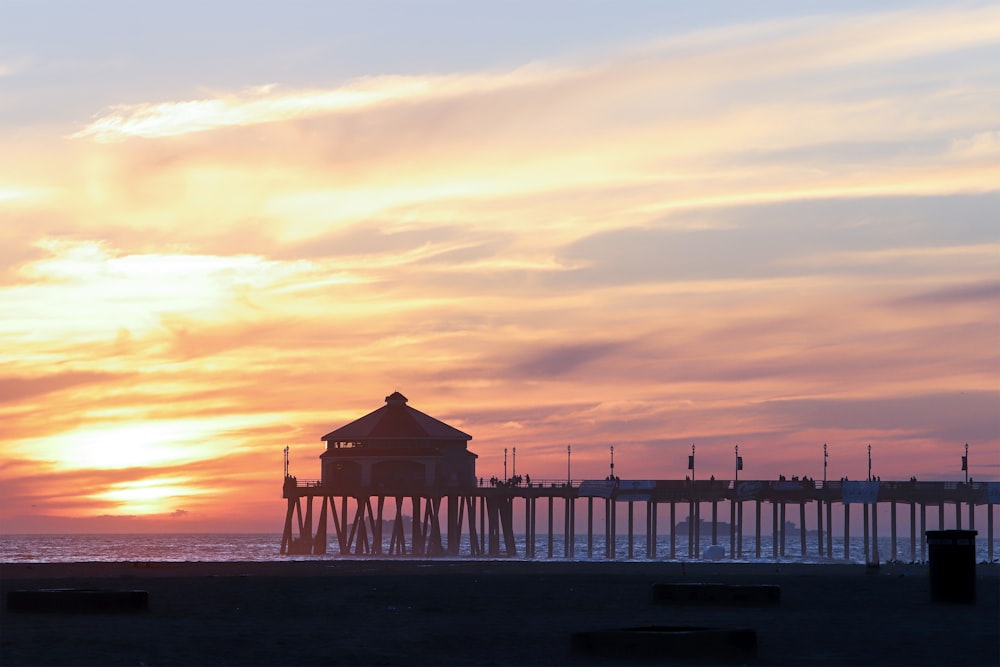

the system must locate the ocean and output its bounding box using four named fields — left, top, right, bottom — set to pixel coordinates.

left=2, top=533, right=997, bottom=564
